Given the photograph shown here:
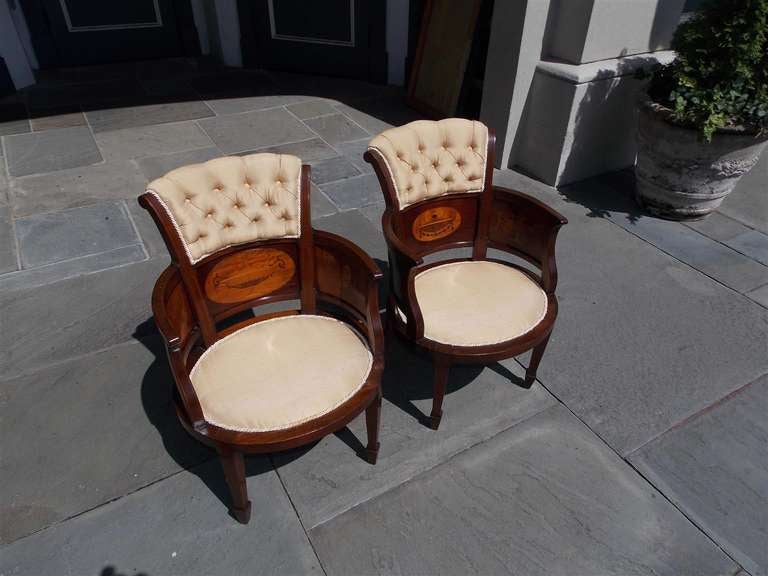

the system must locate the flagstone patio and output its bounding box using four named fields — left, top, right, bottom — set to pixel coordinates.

left=0, top=59, right=766, bottom=576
